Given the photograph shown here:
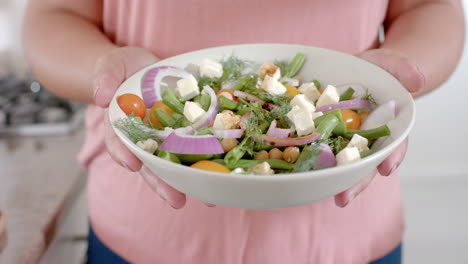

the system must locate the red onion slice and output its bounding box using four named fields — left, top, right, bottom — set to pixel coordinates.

left=239, top=112, right=251, bottom=130
left=314, top=143, right=337, bottom=169
left=192, top=86, right=218, bottom=129
left=266, top=120, right=295, bottom=138
left=316, top=99, right=373, bottom=113
left=159, top=128, right=224, bottom=154
left=360, top=100, right=396, bottom=130
left=233, top=90, right=281, bottom=112
left=336, top=83, right=367, bottom=99
left=213, top=129, right=245, bottom=138
left=233, top=90, right=265, bottom=104
left=141, top=66, right=191, bottom=108
left=261, top=132, right=320, bottom=146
